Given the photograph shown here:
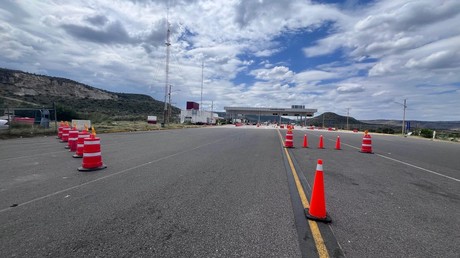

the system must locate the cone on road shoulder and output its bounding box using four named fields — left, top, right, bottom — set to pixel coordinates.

left=305, top=159, right=331, bottom=223
left=302, top=134, right=308, bottom=148
left=335, top=136, right=341, bottom=150
left=78, top=127, right=107, bottom=171
left=284, top=128, right=294, bottom=148
left=318, top=135, right=324, bottom=149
